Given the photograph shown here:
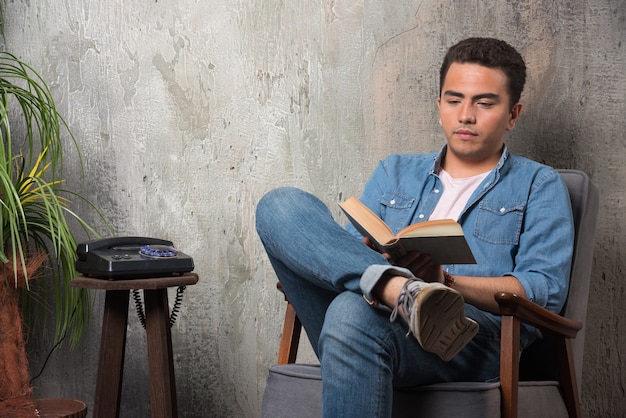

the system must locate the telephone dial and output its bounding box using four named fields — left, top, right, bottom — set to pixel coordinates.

left=75, top=236, right=195, bottom=279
